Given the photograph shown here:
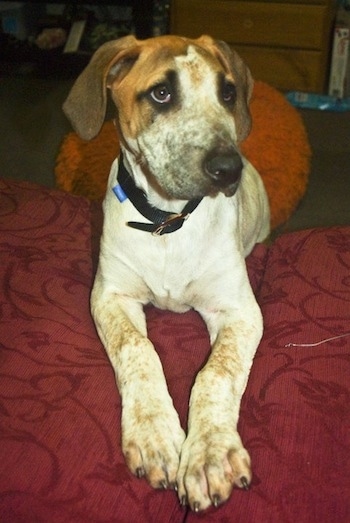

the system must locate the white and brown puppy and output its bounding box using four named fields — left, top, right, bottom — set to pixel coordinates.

left=63, top=34, right=270, bottom=512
